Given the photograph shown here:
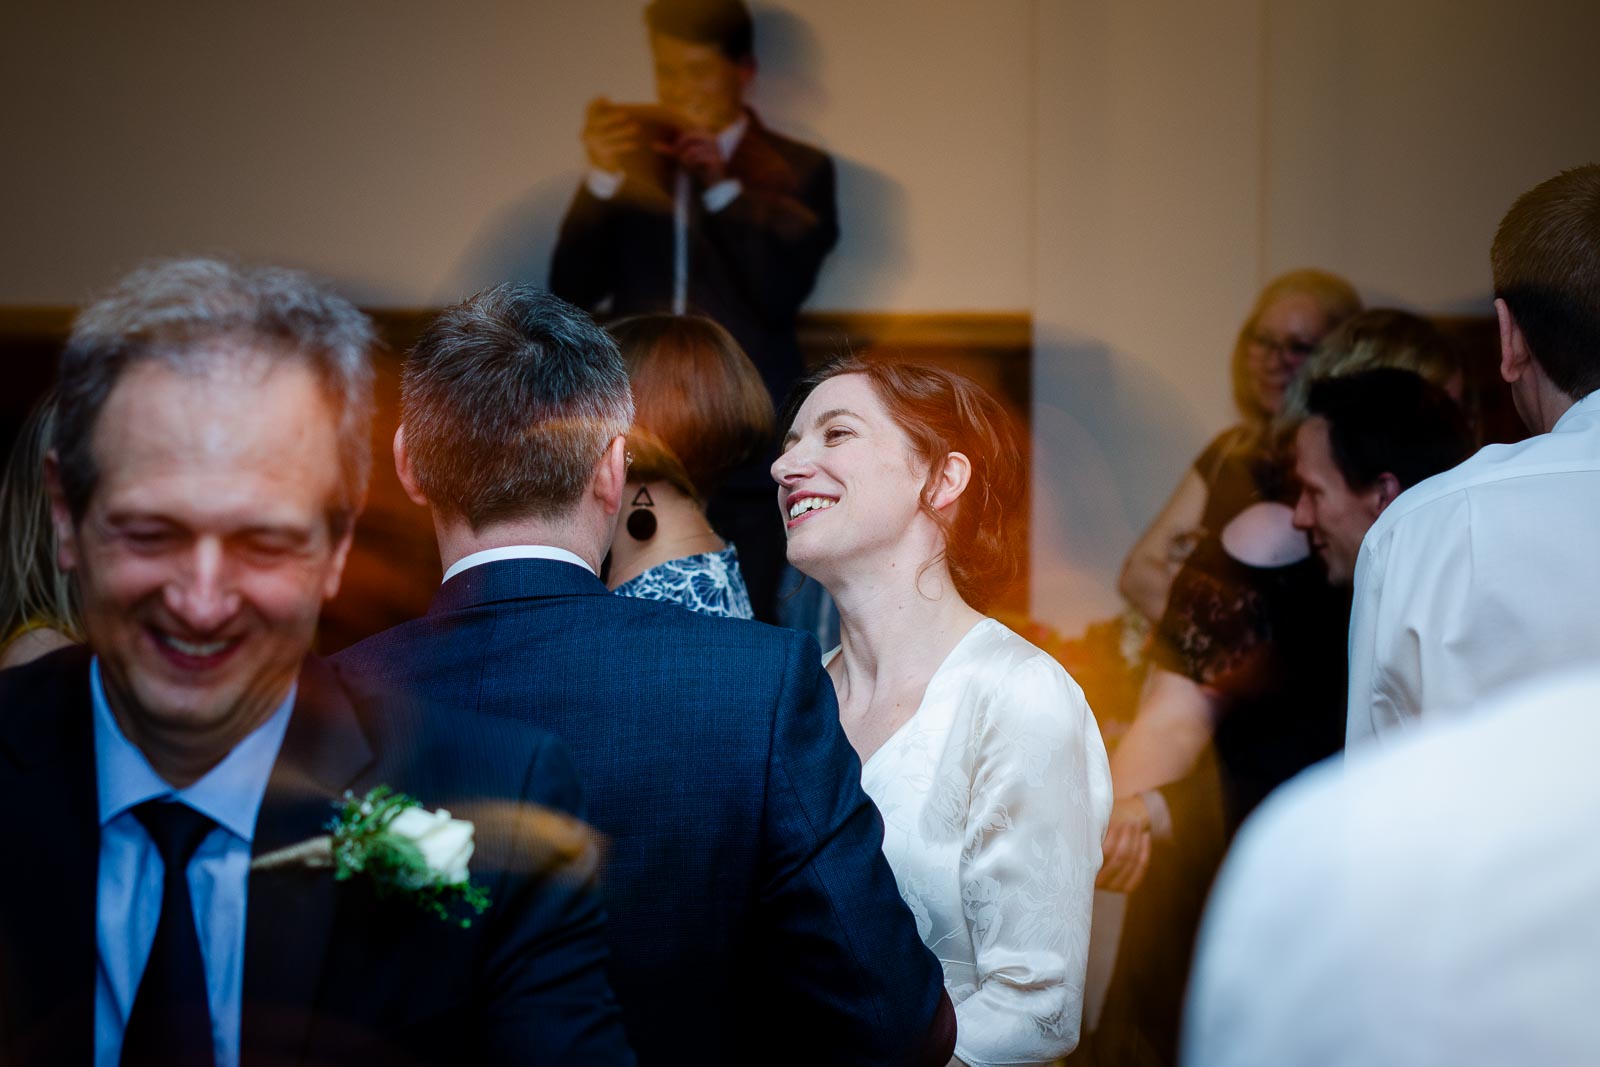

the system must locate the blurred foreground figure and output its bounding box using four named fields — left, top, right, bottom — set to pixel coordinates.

left=1348, top=164, right=1600, bottom=745
left=0, top=259, right=632, bottom=1065
left=1185, top=667, right=1600, bottom=1066
left=333, top=286, right=955, bottom=1066
left=550, top=0, right=839, bottom=621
